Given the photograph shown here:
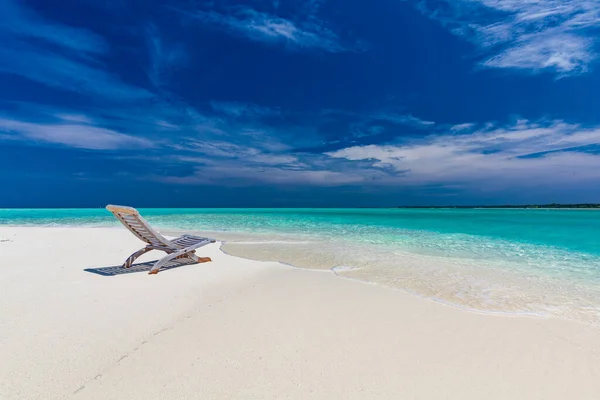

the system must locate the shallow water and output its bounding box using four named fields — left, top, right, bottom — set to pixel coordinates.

left=2, top=208, right=600, bottom=323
